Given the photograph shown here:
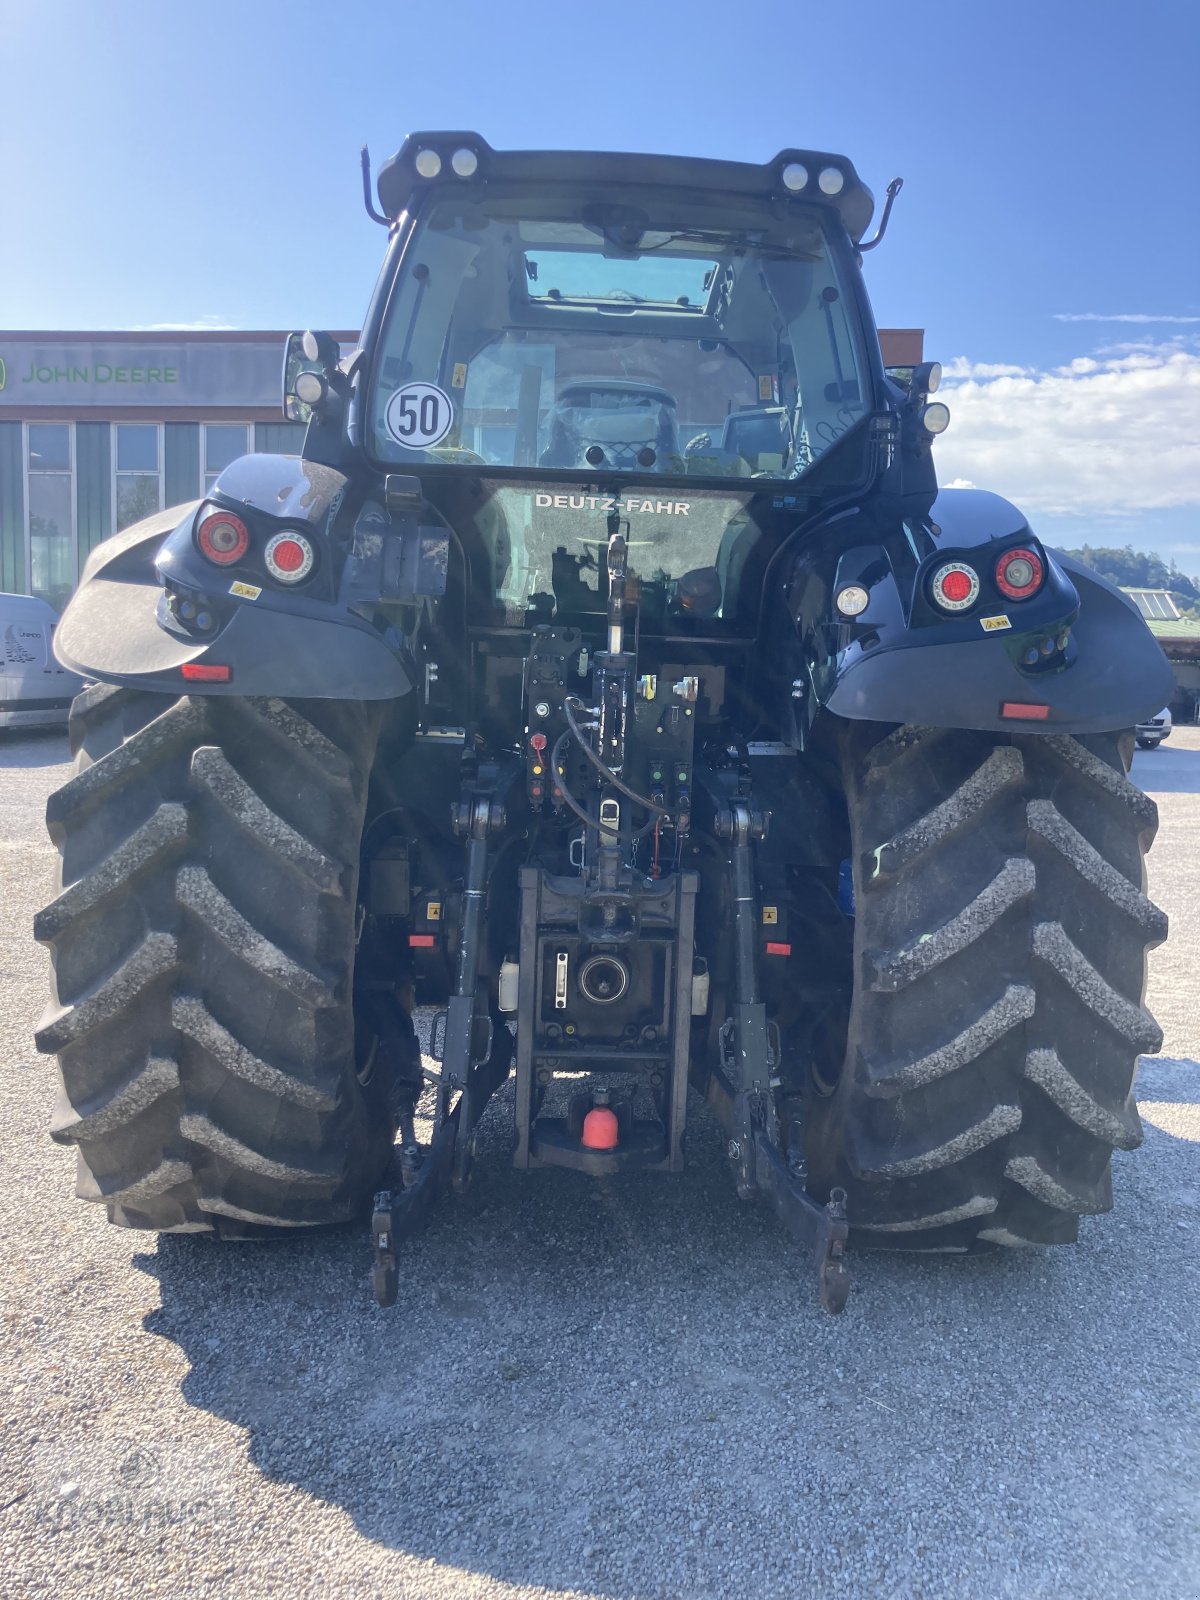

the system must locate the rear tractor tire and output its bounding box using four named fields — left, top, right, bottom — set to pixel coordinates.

left=34, top=685, right=398, bottom=1234
left=803, top=723, right=1166, bottom=1251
